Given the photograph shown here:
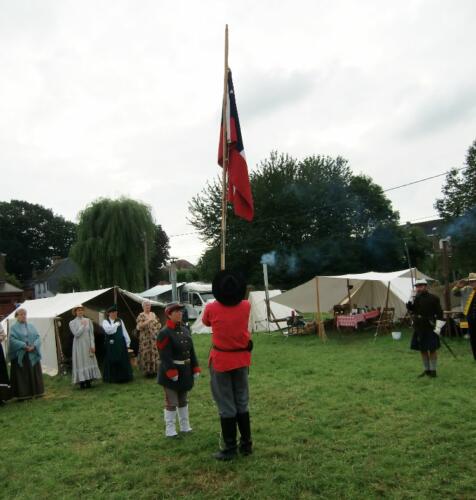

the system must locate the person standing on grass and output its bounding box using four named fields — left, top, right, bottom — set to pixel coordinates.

left=102, top=305, right=133, bottom=384
left=136, top=299, right=161, bottom=378
left=462, top=273, right=476, bottom=360
left=69, top=305, right=101, bottom=389
left=0, top=322, right=11, bottom=404
left=202, top=270, right=253, bottom=461
left=407, top=279, right=443, bottom=378
left=8, top=308, right=45, bottom=400
left=157, top=302, right=201, bottom=438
